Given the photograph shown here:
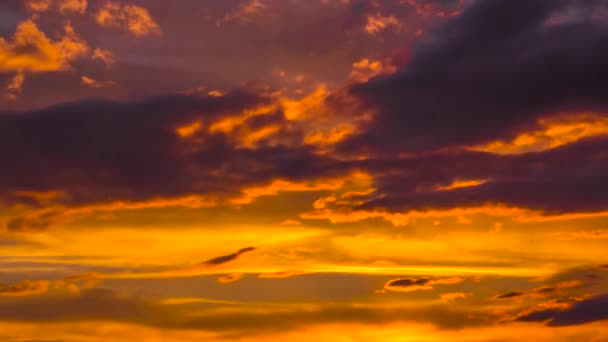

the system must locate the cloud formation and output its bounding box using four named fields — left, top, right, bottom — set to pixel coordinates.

left=517, top=293, right=608, bottom=326
left=96, top=2, right=160, bottom=36
left=341, top=0, right=608, bottom=153
left=0, top=19, right=88, bottom=72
